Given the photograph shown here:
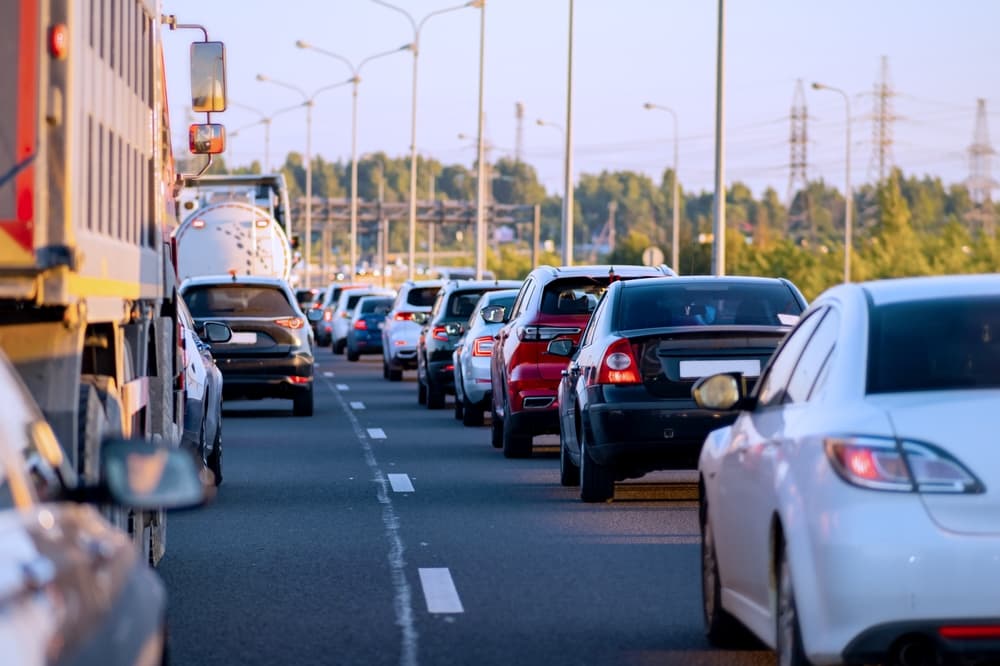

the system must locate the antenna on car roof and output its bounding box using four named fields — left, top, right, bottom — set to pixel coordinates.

left=608, top=266, right=619, bottom=283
